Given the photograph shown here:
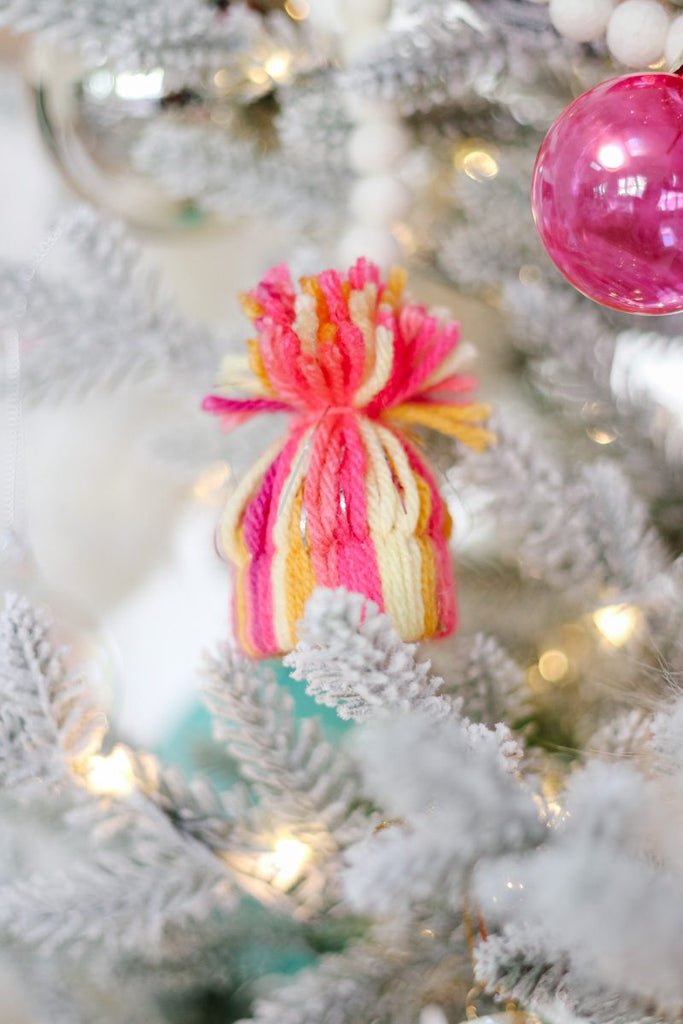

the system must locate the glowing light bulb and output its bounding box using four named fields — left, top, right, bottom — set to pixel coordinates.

left=84, top=746, right=135, bottom=796
left=587, top=427, right=617, bottom=445
left=247, top=66, right=270, bottom=85
left=454, top=139, right=500, bottom=181
left=464, top=150, right=499, bottom=180
left=593, top=604, right=639, bottom=645
left=537, top=649, right=569, bottom=683
left=284, top=0, right=310, bottom=18
left=257, top=837, right=311, bottom=891
left=264, top=52, right=292, bottom=82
